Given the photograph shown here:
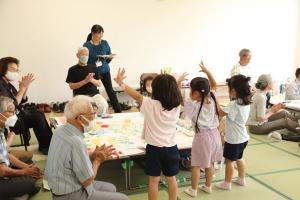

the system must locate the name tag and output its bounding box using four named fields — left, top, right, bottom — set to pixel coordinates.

left=96, top=60, right=102, bottom=67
